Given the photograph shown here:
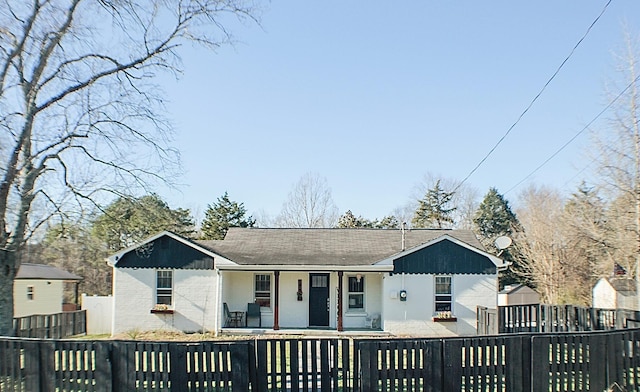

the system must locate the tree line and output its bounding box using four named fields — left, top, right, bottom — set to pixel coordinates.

left=0, top=0, right=637, bottom=337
